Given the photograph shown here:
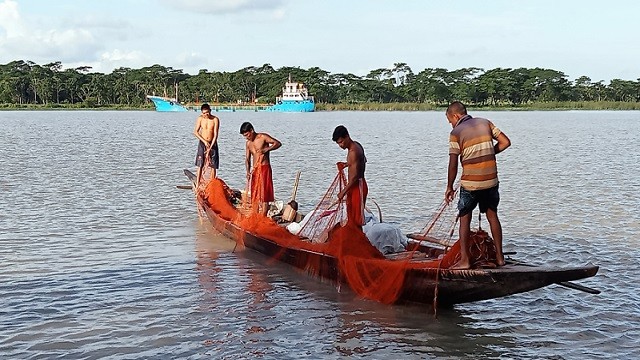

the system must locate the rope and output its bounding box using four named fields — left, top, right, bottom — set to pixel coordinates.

left=432, top=214, right=458, bottom=316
